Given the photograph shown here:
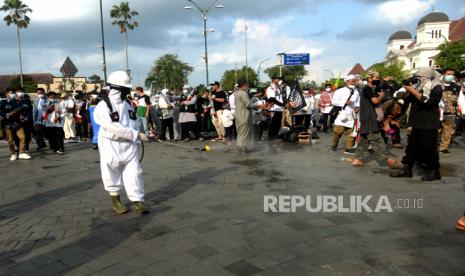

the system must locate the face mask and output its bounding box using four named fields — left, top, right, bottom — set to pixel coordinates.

left=372, top=80, right=381, bottom=86
left=49, top=99, right=56, bottom=103
left=8, top=93, right=16, bottom=100
left=348, top=85, right=355, bottom=89
left=443, top=75, right=455, bottom=83
left=278, top=80, right=283, bottom=86
left=325, top=88, right=331, bottom=92
left=38, top=94, right=44, bottom=99
left=91, top=95, right=98, bottom=99
left=17, top=92, right=24, bottom=98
